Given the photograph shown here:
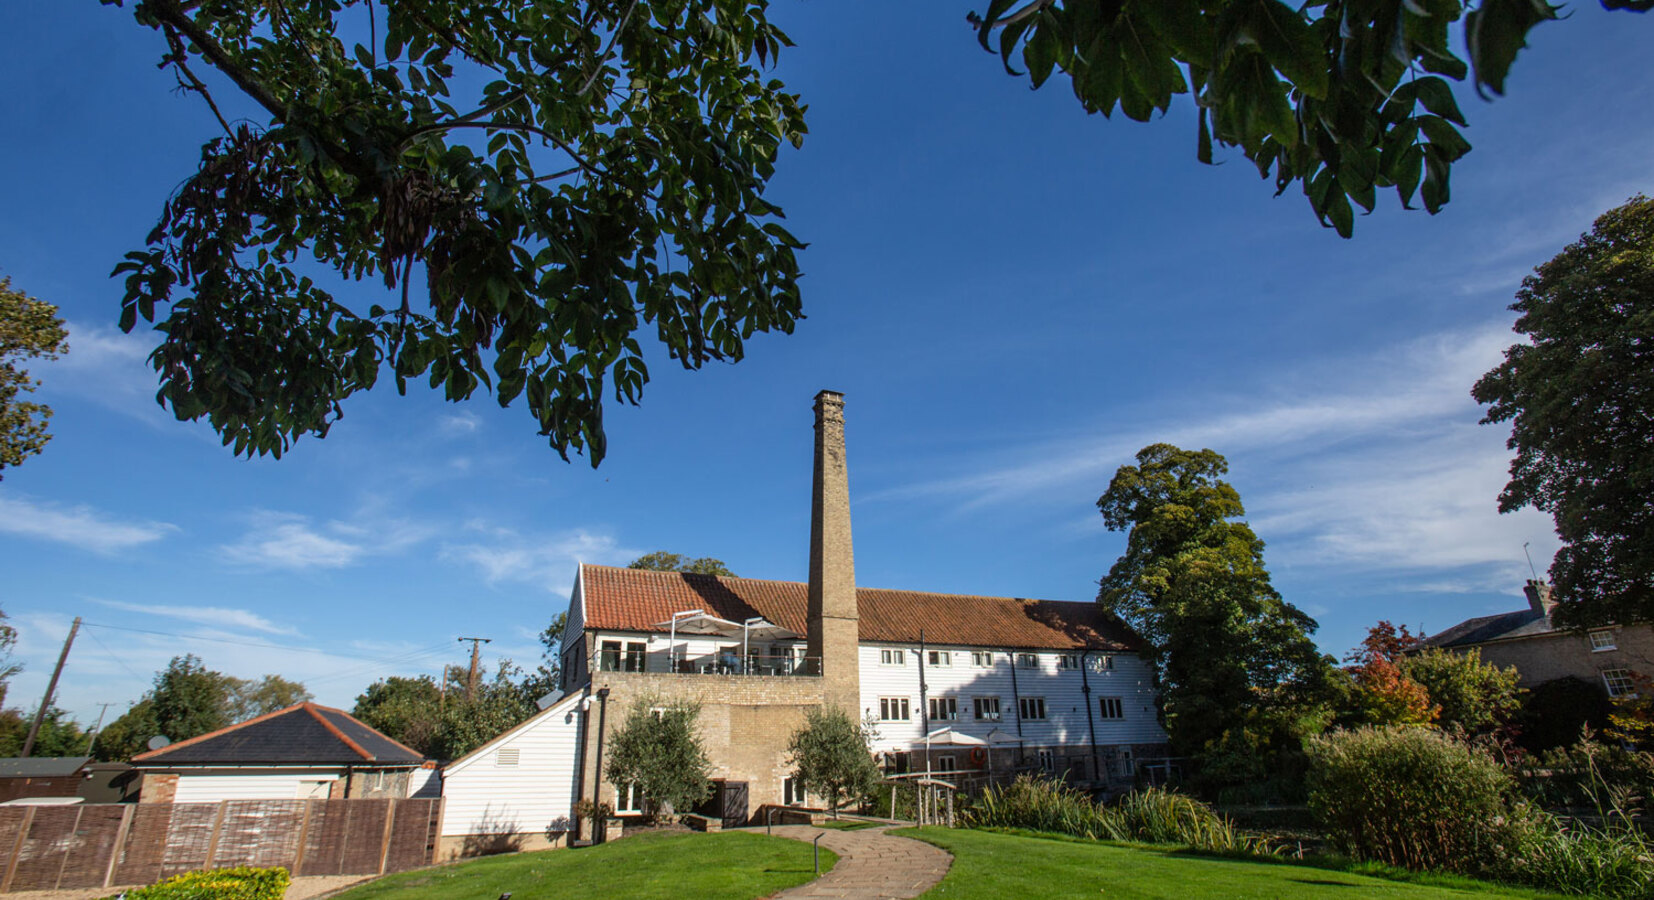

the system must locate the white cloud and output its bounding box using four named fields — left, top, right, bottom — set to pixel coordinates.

left=438, top=412, right=482, bottom=436
left=93, top=598, right=300, bottom=636
left=879, top=320, right=1554, bottom=585
left=0, top=494, right=176, bottom=553
left=221, top=512, right=364, bottom=569
left=442, top=524, right=636, bottom=593
left=218, top=507, right=438, bottom=571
